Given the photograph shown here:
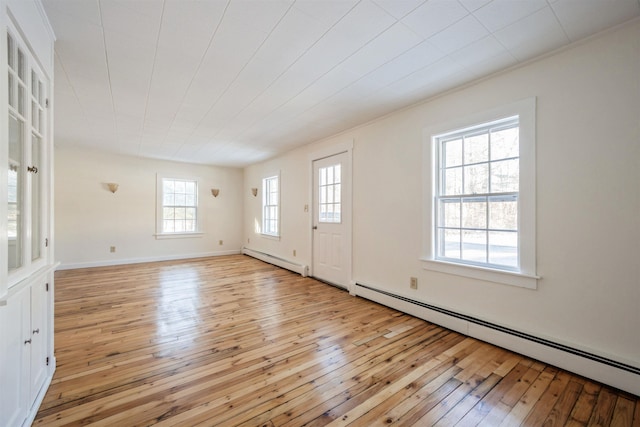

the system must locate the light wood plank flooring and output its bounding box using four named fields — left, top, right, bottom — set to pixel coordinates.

left=36, top=255, right=639, bottom=426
